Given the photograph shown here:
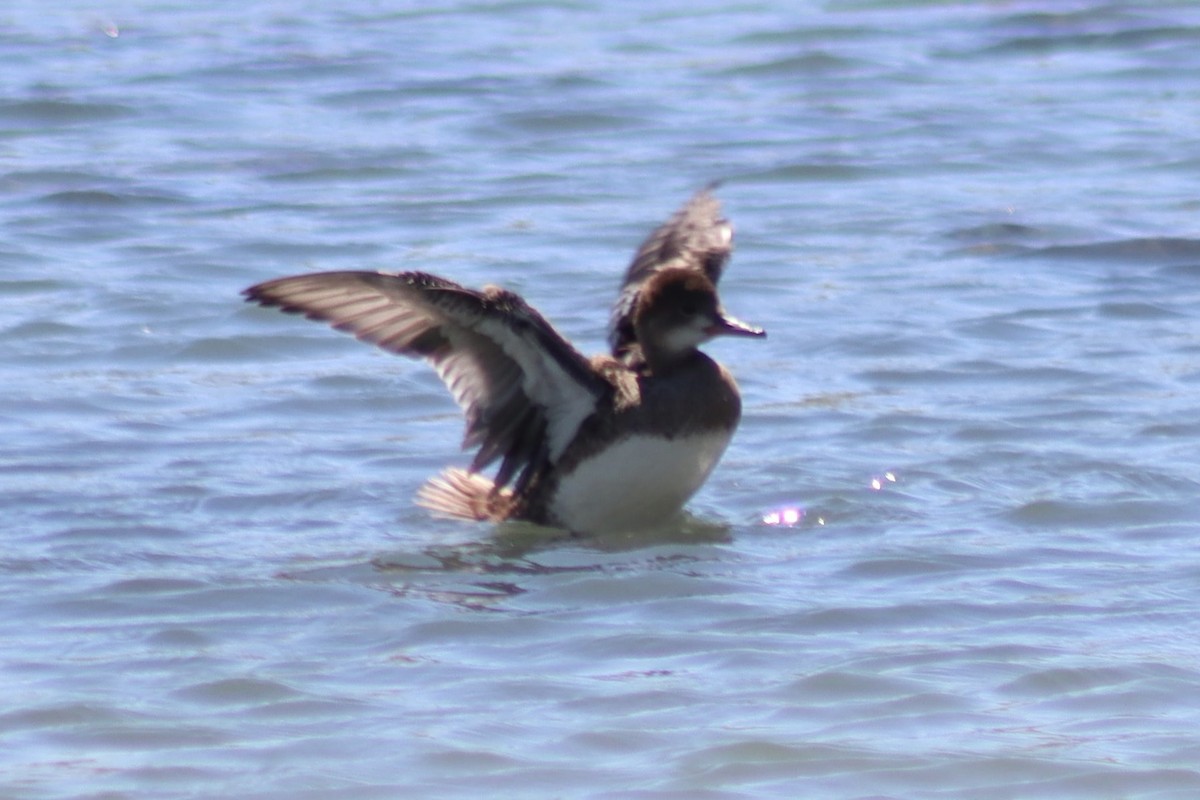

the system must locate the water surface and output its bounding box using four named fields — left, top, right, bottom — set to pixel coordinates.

left=4, top=1, right=1200, bottom=797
